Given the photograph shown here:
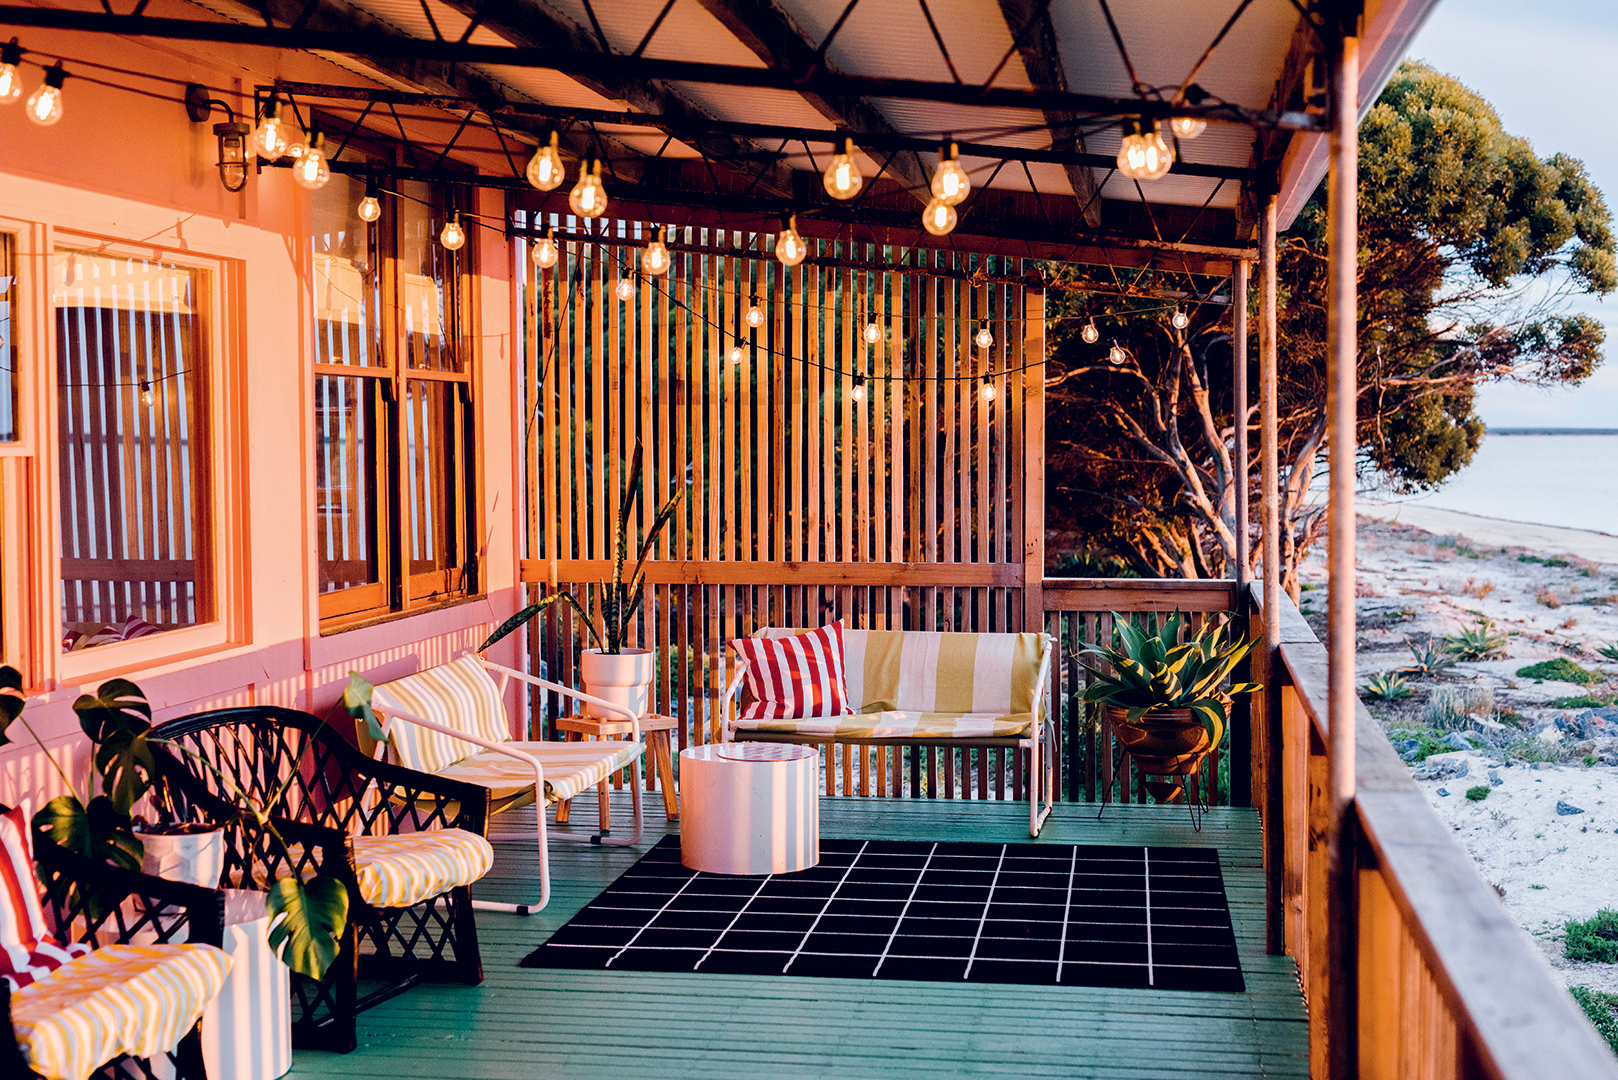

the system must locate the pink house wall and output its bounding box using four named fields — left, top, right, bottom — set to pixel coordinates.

left=0, top=34, right=525, bottom=814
